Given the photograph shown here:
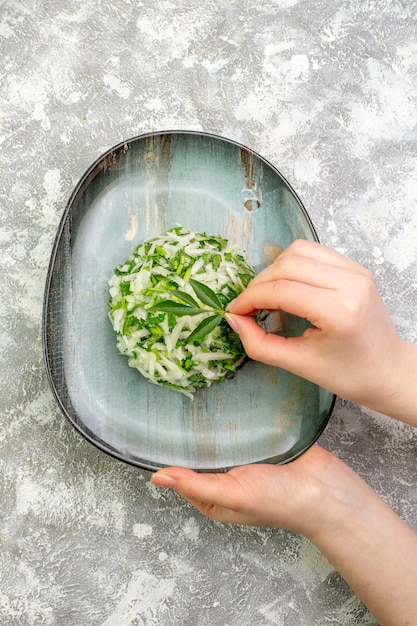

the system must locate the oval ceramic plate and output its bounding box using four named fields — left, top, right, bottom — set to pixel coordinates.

left=43, top=131, right=334, bottom=471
